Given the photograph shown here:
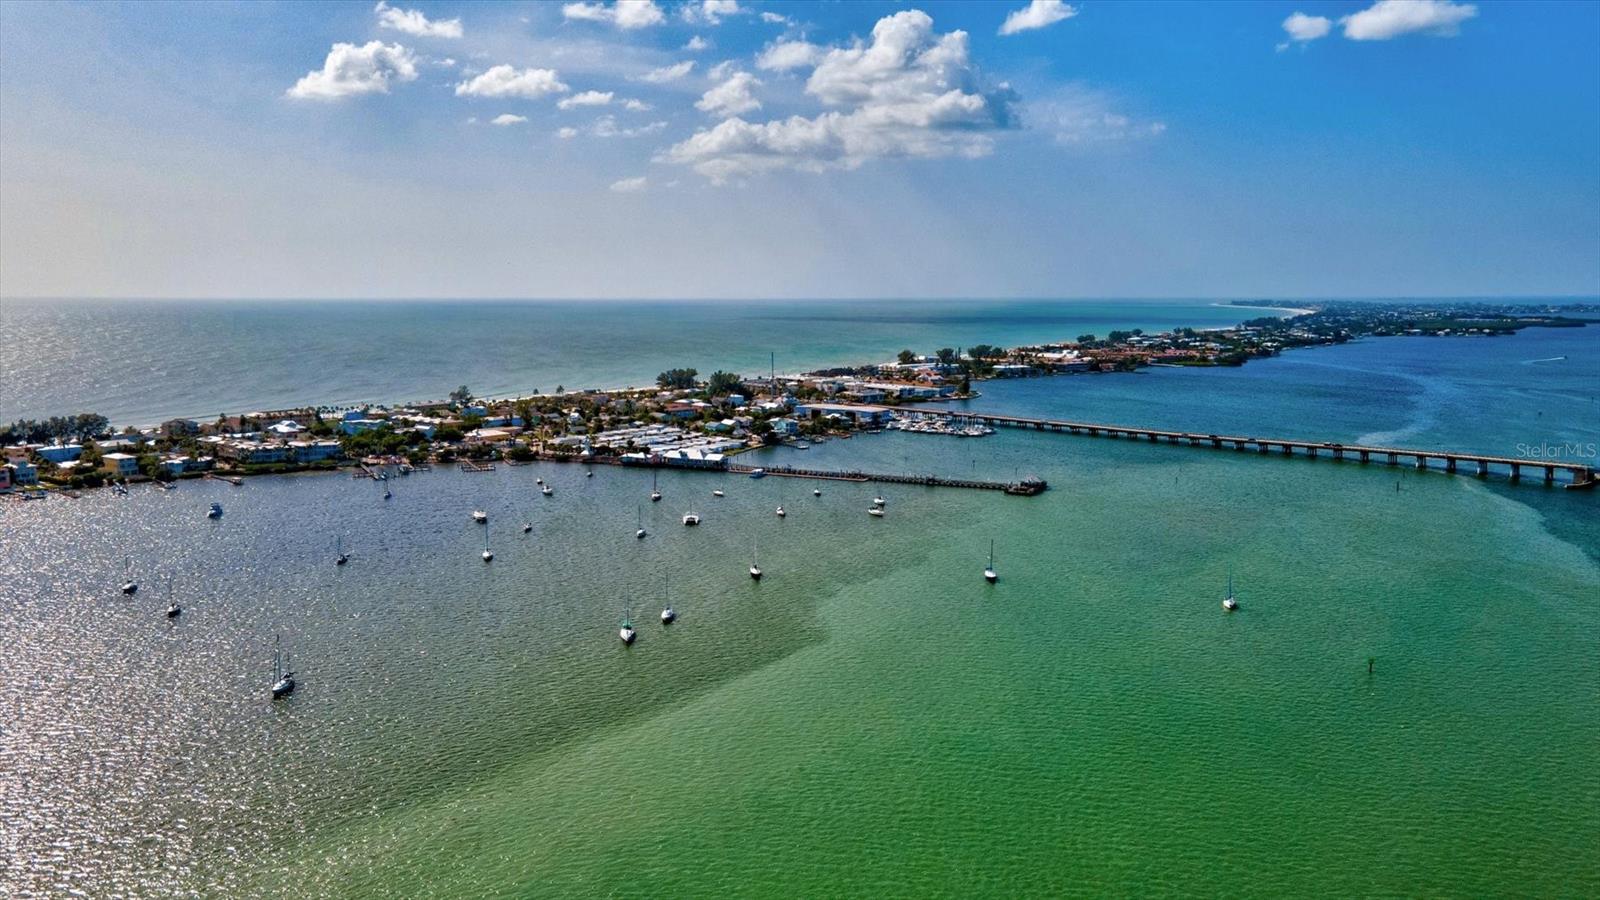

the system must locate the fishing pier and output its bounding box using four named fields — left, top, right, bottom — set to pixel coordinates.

left=725, top=463, right=1047, bottom=495
left=936, top=412, right=1597, bottom=490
